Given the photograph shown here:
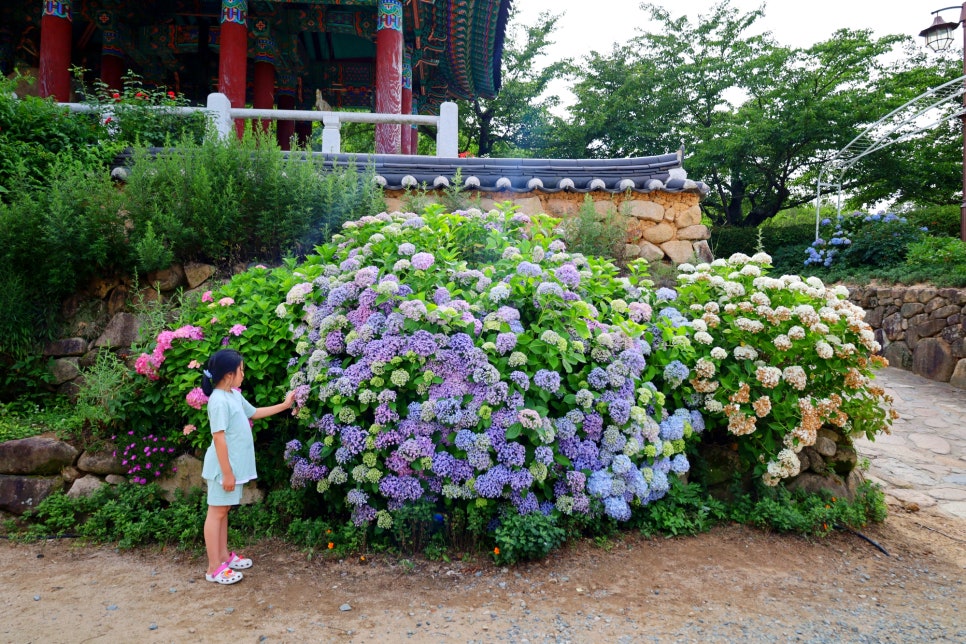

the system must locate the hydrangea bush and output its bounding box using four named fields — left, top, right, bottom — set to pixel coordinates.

left=806, top=212, right=927, bottom=269
left=133, top=264, right=305, bottom=449
left=133, top=204, right=895, bottom=552
left=277, top=205, right=702, bottom=527
left=673, top=254, right=896, bottom=485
